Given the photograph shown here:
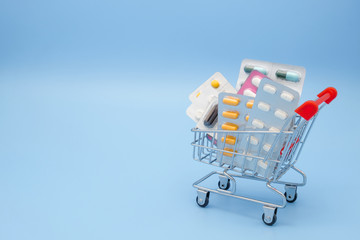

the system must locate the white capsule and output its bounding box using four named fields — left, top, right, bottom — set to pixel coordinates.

left=263, top=144, right=271, bottom=152
left=269, top=127, right=280, bottom=132
left=244, top=89, right=256, bottom=98
left=258, top=101, right=271, bottom=112
left=248, top=136, right=259, bottom=145
left=280, top=91, right=294, bottom=102
left=252, top=119, right=264, bottom=129
left=251, top=76, right=262, bottom=87
left=263, top=84, right=277, bottom=94
left=274, top=109, right=288, bottom=120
